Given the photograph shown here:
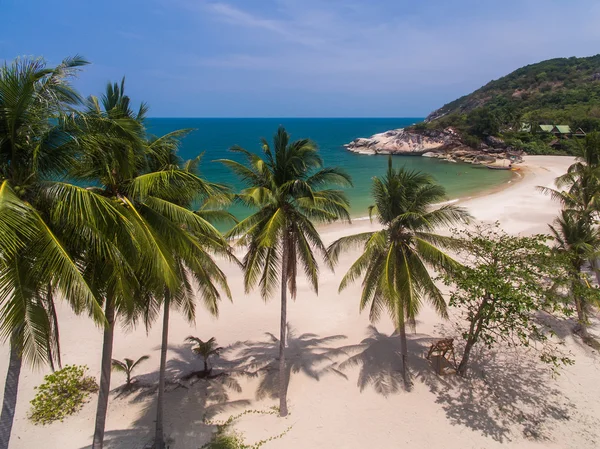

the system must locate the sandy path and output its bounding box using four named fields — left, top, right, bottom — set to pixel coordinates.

left=1, top=155, right=599, bottom=449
